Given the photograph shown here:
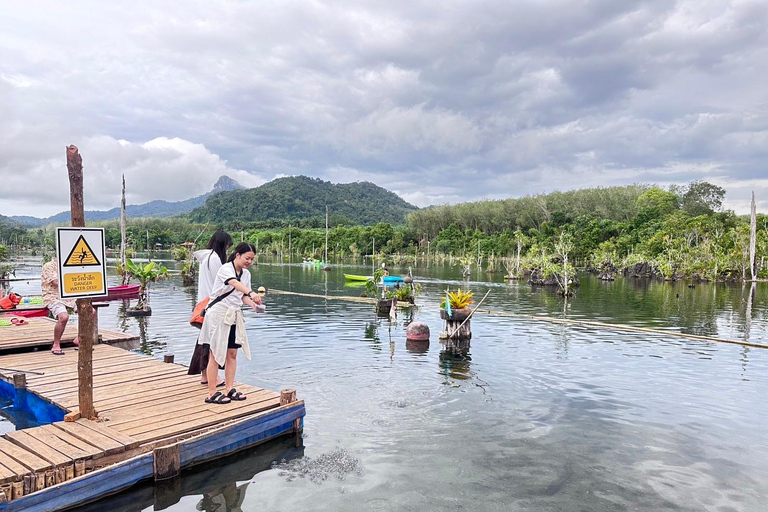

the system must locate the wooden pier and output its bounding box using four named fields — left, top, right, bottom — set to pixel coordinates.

left=0, top=325, right=304, bottom=511
left=0, top=315, right=136, bottom=353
